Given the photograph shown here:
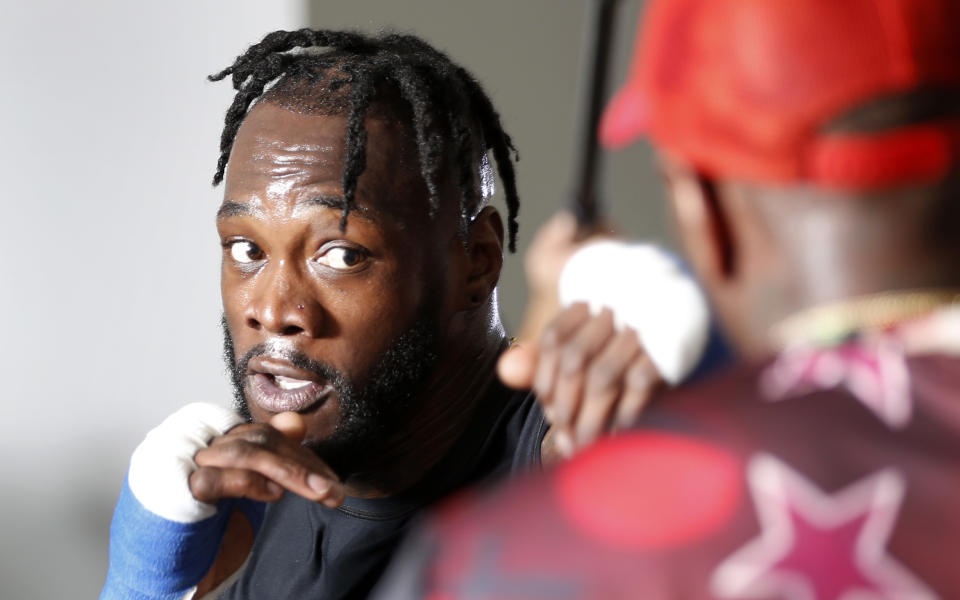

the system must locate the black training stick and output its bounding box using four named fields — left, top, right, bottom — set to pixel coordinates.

left=568, top=0, right=621, bottom=227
